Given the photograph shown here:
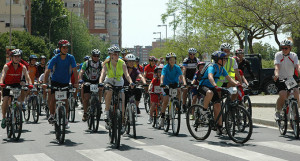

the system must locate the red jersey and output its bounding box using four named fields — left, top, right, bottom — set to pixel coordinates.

left=235, top=69, right=244, bottom=80
left=144, top=64, right=156, bottom=80
left=151, top=77, right=161, bottom=93
left=4, top=61, right=24, bottom=85
left=137, top=64, right=143, bottom=73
